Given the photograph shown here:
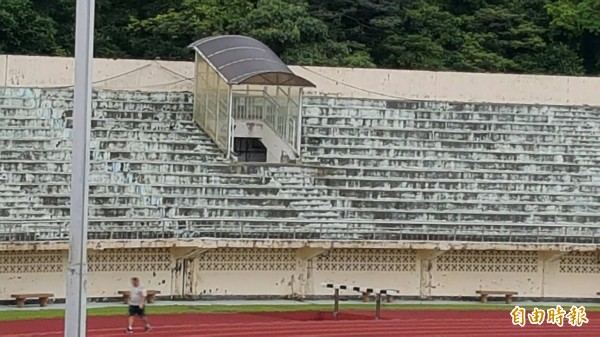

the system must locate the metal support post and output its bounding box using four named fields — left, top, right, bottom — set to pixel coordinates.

left=64, top=0, right=95, bottom=335
left=375, top=293, right=382, bottom=320
left=333, top=288, right=339, bottom=320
